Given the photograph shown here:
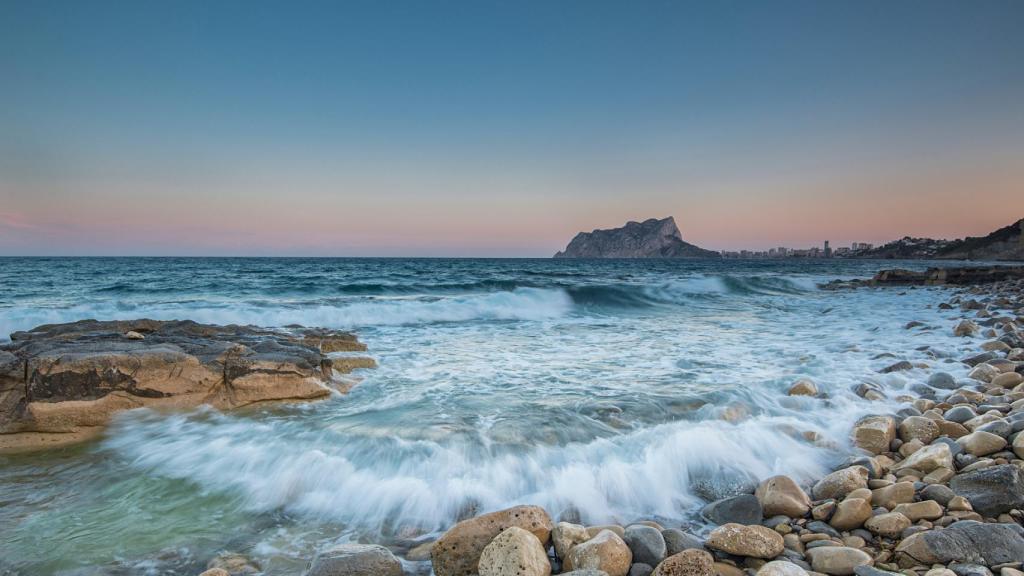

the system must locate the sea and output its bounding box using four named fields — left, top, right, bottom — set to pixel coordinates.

left=0, top=257, right=981, bottom=575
